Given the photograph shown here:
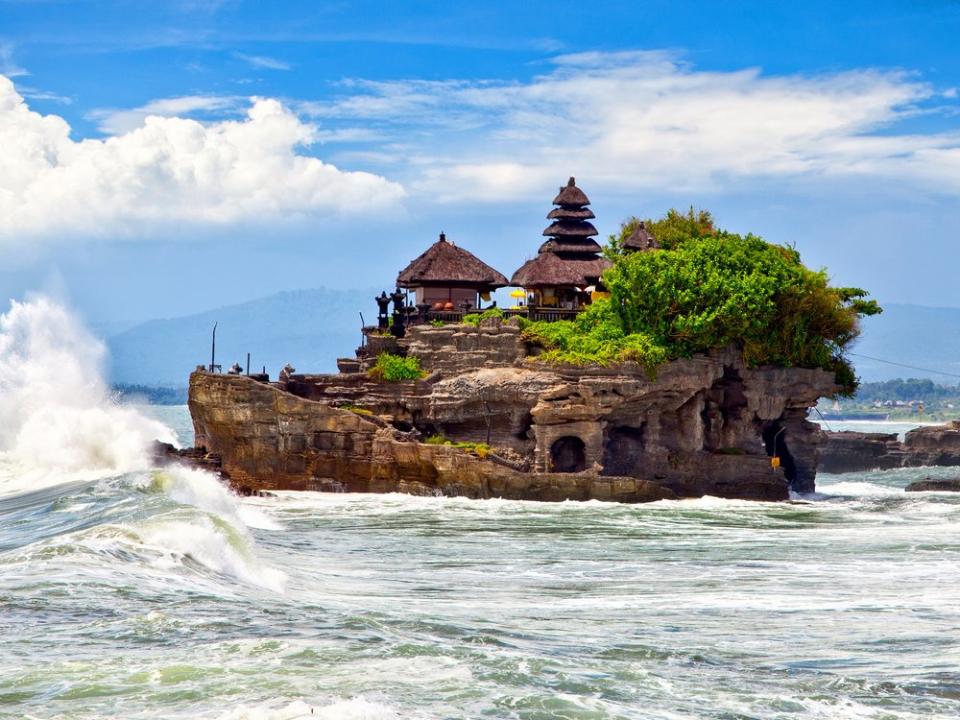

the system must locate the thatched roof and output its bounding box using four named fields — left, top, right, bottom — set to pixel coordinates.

left=622, top=221, right=659, bottom=252
left=397, top=232, right=509, bottom=288
left=510, top=251, right=611, bottom=288
left=547, top=206, right=595, bottom=220
left=538, top=238, right=603, bottom=254
left=542, top=220, right=598, bottom=238
left=552, top=177, right=591, bottom=207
